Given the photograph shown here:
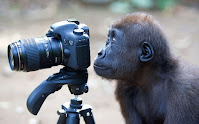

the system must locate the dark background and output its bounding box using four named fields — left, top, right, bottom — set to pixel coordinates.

left=0, top=0, right=199, bottom=124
